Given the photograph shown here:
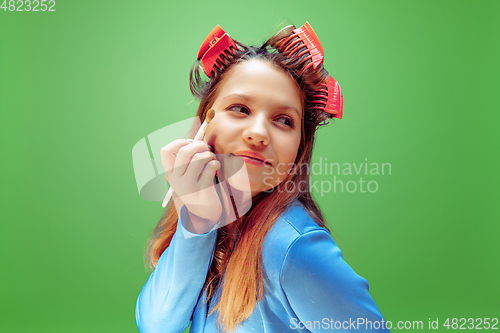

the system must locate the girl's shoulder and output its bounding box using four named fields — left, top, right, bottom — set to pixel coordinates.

left=261, top=200, right=333, bottom=270
left=268, top=199, right=329, bottom=241
left=278, top=200, right=327, bottom=235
